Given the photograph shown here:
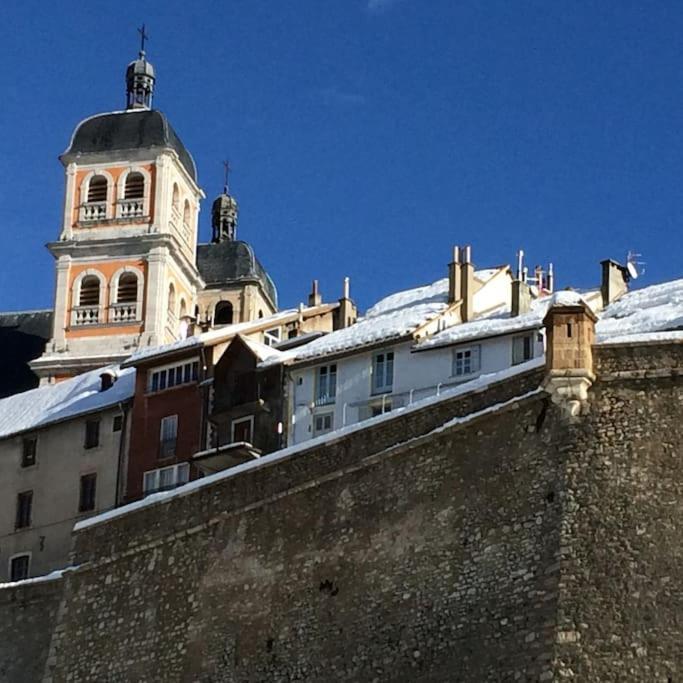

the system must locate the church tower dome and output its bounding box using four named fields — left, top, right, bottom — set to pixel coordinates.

left=211, top=191, right=238, bottom=243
